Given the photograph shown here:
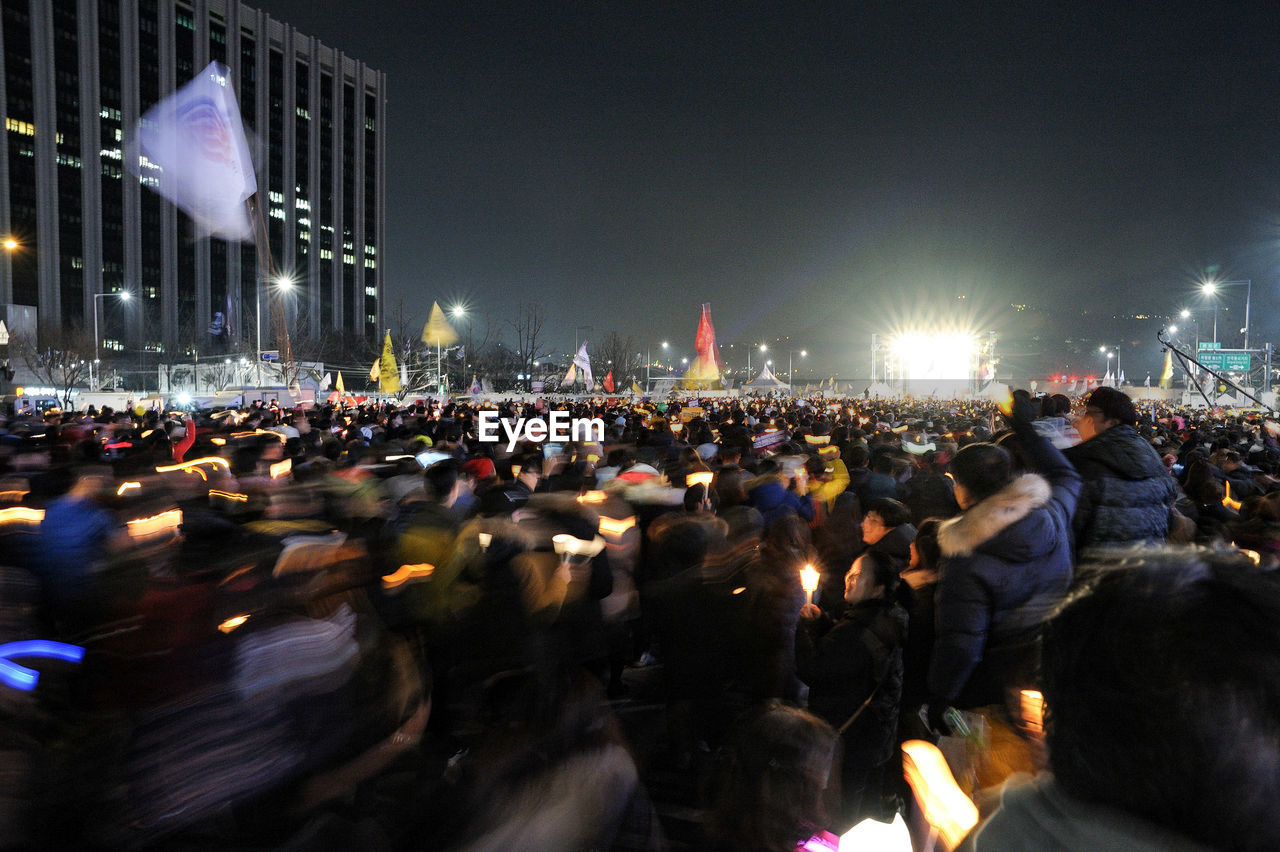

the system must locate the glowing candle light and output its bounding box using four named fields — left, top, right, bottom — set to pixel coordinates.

left=800, top=563, right=820, bottom=605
